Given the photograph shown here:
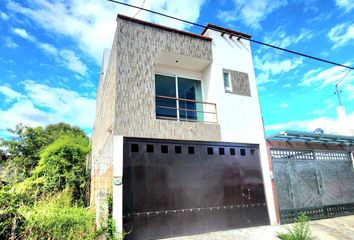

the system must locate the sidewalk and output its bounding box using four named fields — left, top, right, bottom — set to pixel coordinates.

left=166, top=215, right=354, bottom=240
